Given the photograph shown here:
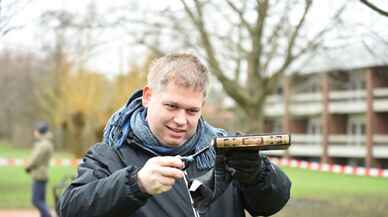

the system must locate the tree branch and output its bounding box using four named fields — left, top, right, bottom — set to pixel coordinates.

left=261, top=0, right=313, bottom=98
left=290, top=2, right=347, bottom=69
left=180, top=0, right=253, bottom=107
left=360, top=0, right=388, bottom=17
left=245, top=0, right=269, bottom=98
left=274, top=0, right=312, bottom=76
left=252, top=0, right=269, bottom=75
left=225, top=0, right=253, bottom=34
left=262, top=1, right=291, bottom=73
